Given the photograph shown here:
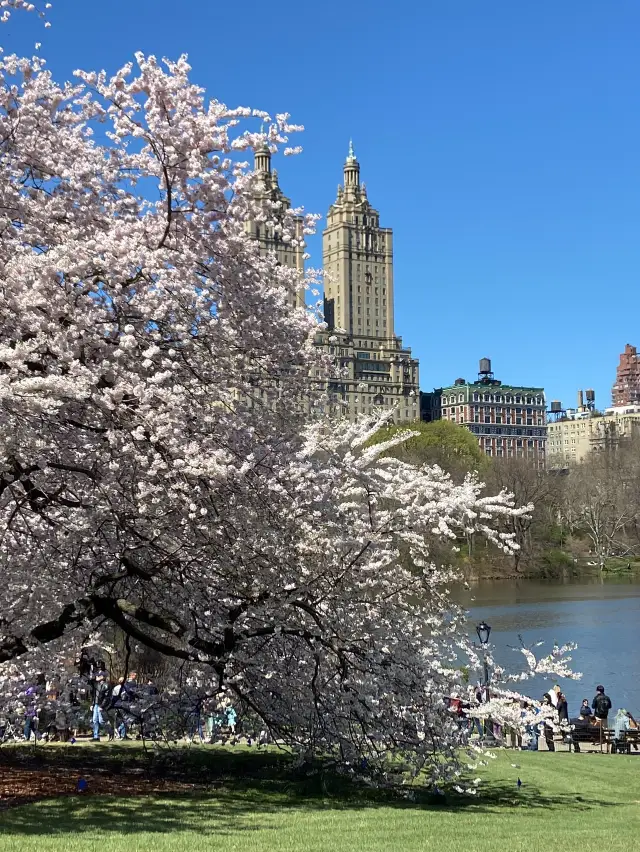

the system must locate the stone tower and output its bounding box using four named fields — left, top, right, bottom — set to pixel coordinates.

left=317, top=145, right=420, bottom=423
left=322, top=142, right=394, bottom=338
left=245, top=141, right=305, bottom=309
